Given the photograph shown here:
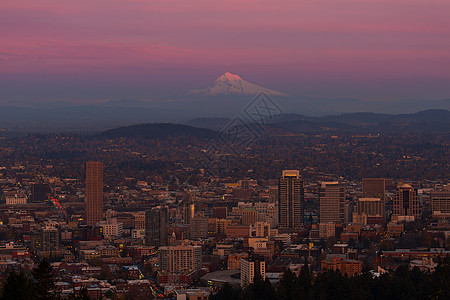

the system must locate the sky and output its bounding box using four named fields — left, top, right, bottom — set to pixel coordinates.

left=1, top=0, right=450, bottom=104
